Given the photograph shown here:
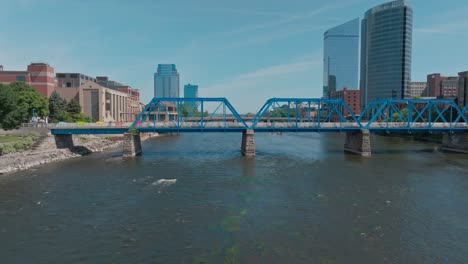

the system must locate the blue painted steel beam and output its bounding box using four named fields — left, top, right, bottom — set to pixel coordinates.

left=51, top=128, right=129, bottom=135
